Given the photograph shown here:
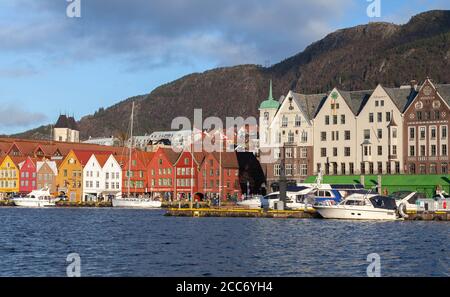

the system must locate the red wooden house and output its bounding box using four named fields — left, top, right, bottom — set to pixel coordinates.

left=147, top=147, right=179, bottom=200
left=173, top=150, right=205, bottom=200
left=18, top=156, right=37, bottom=193
left=117, top=150, right=149, bottom=196
left=198, top=152, right=241, bottom=201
